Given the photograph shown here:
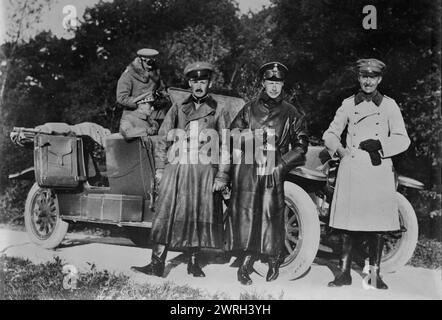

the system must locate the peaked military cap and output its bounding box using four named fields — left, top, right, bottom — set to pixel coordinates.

left=136, top=48, right=159, bottom=58
left=259, top=61, right=288, bottom=81
left=184, top=61, right=214, bottom=80
left=356, top=58, right=386, bottom=76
